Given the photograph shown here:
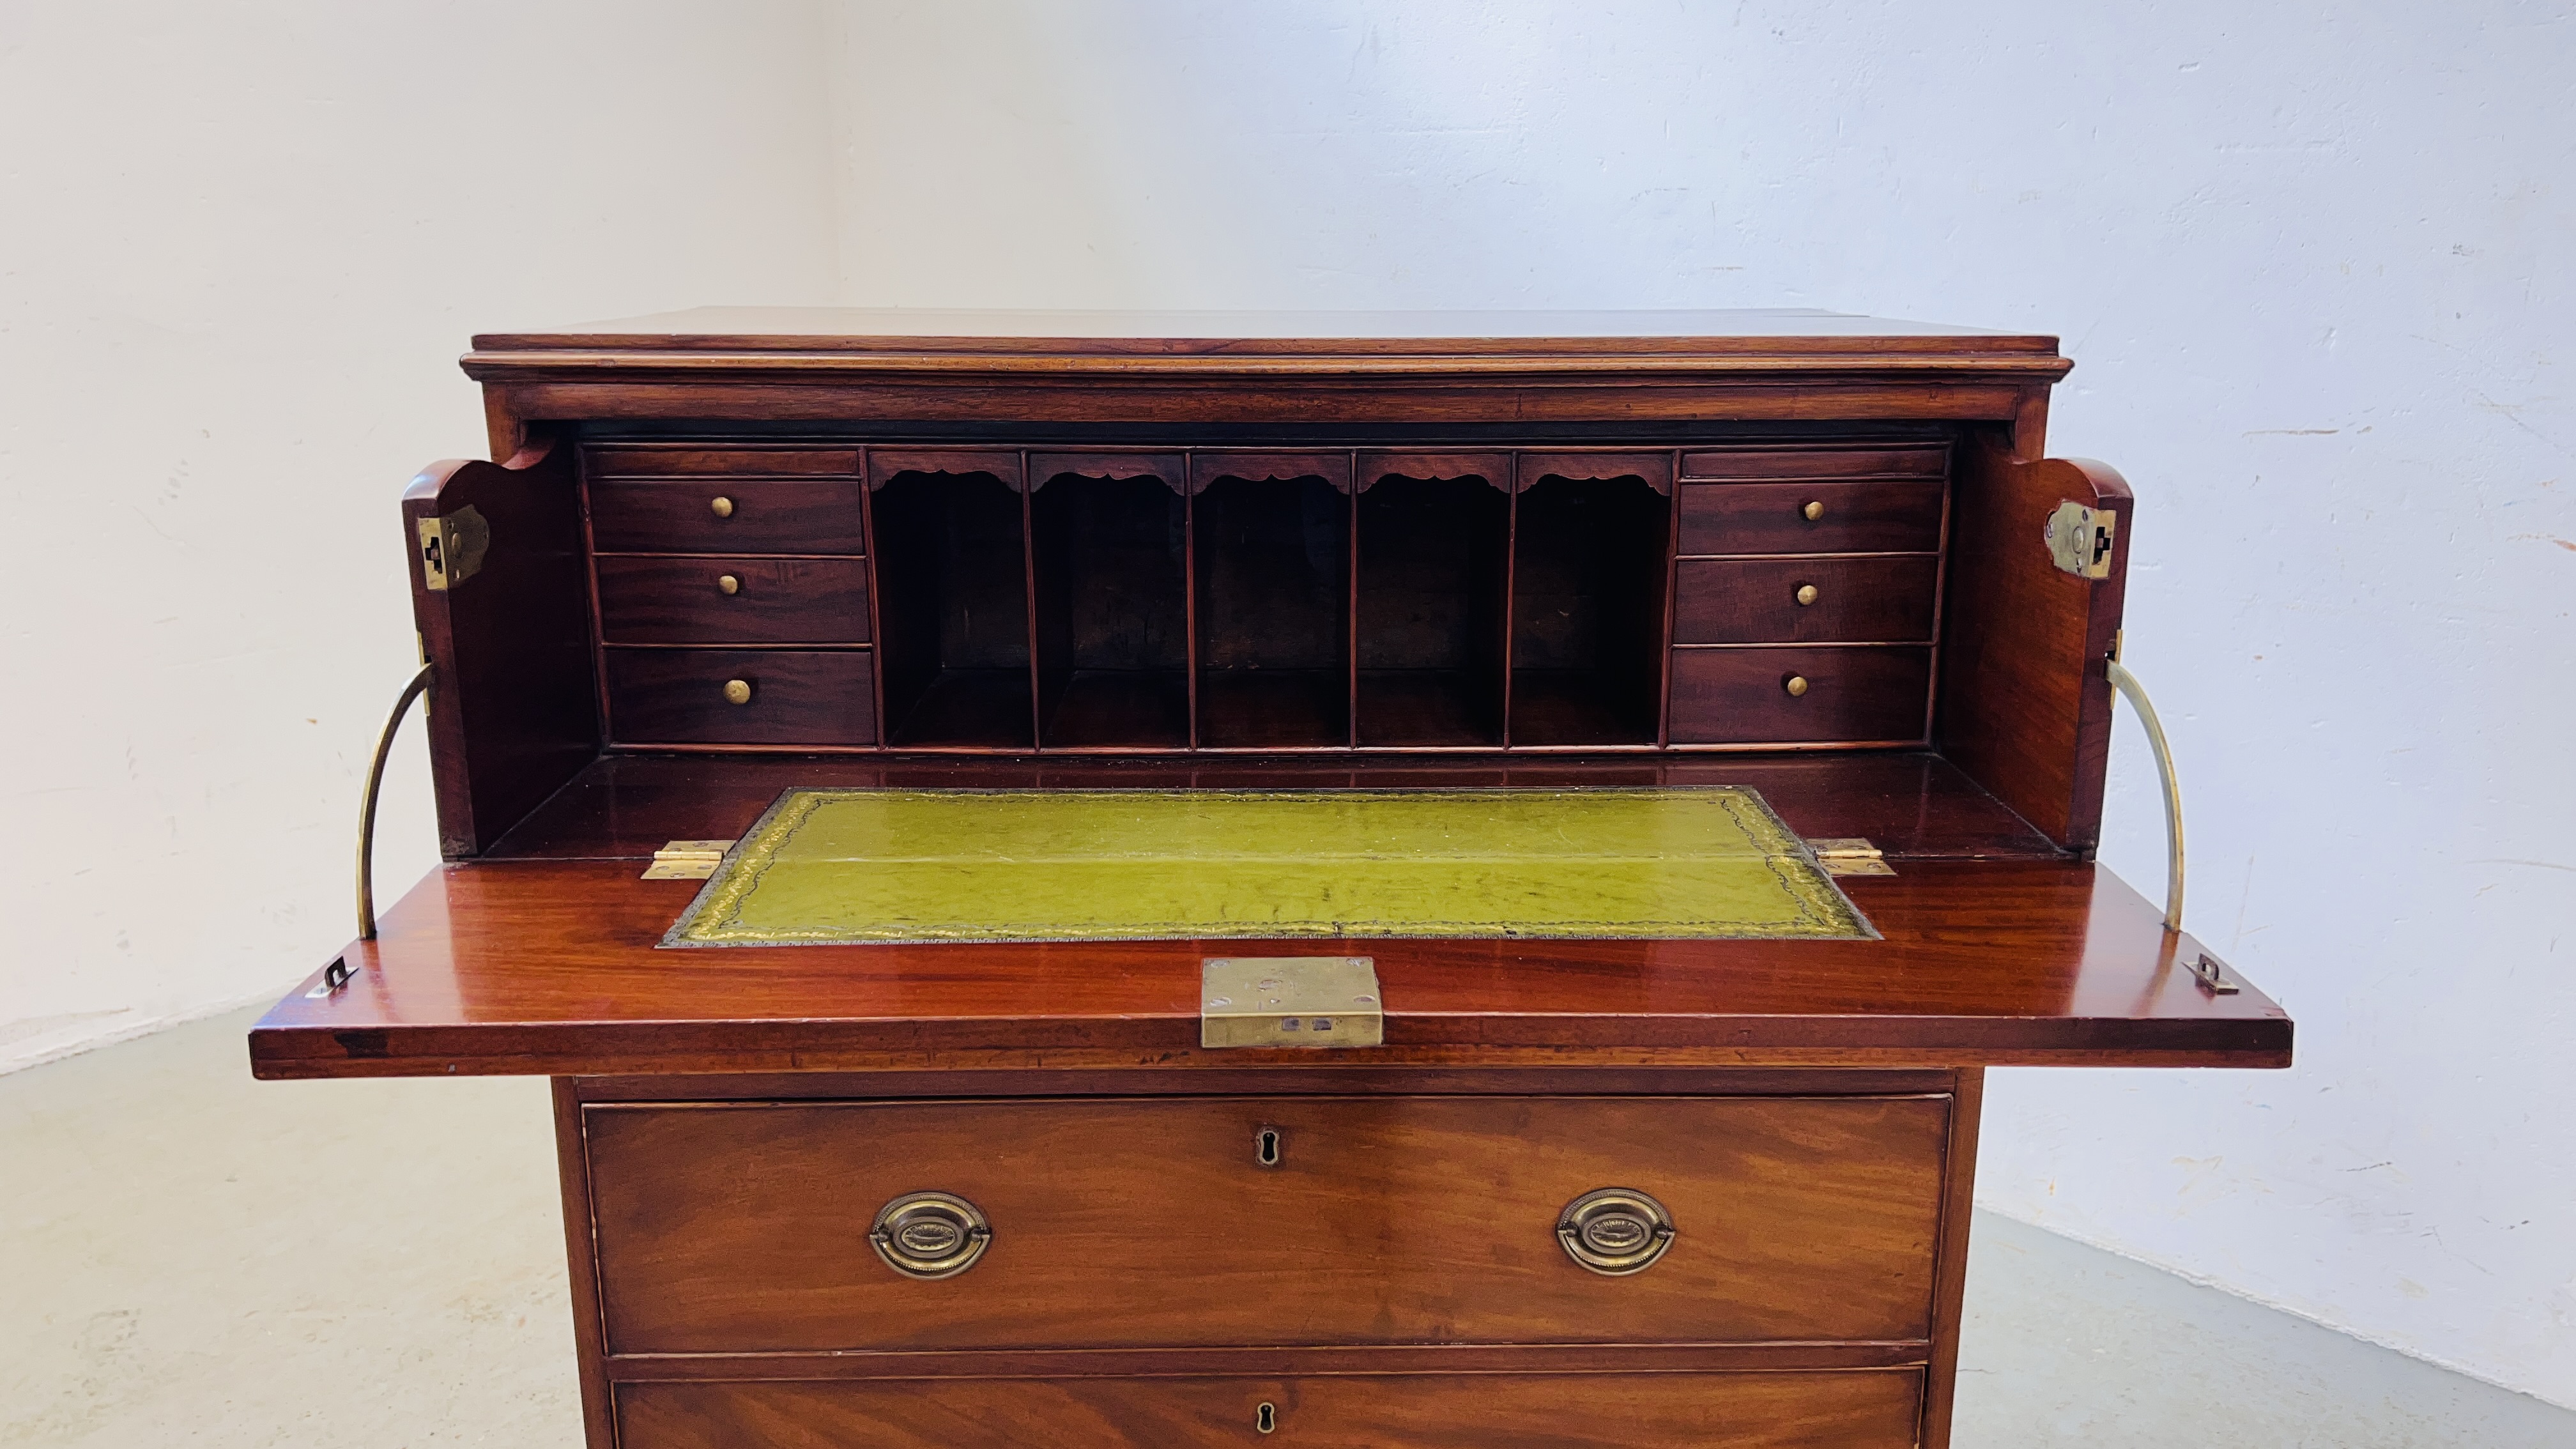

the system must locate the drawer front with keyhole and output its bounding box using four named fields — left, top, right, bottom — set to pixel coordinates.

left=580, top=1094, right=1949, bottom=1355
left=613, top=1370, right=1924, bottom=1448
left=595, top=556, right=871, bottom=645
